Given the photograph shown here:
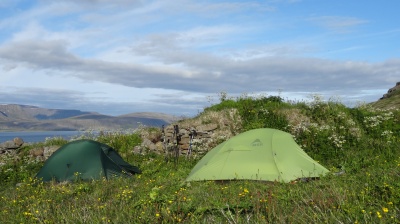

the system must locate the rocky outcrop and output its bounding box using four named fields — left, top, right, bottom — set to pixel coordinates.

left=380, top=82, right=400, bottom=99
left=0, top=137, right=60, bottom=163
left=0, top=137, right=24, bottom=154
left=136, top=108, right=242, bottom=157
left=134, top=124, right=216, bottom=156
left=30, top=146, right=59, bottom=162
